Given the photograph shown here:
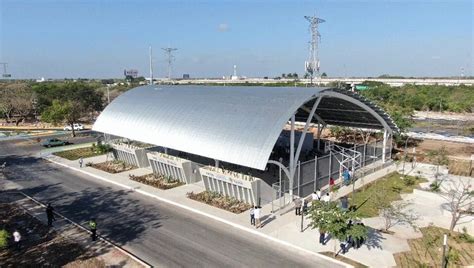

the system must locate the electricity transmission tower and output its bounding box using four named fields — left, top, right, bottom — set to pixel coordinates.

left=162, top=47, right=178, bottom=80
left=149, top=45, right=154, bottom=85
left=0, top=62, right=11, bottom=78
left=304, top=14, right=325, bottom=85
